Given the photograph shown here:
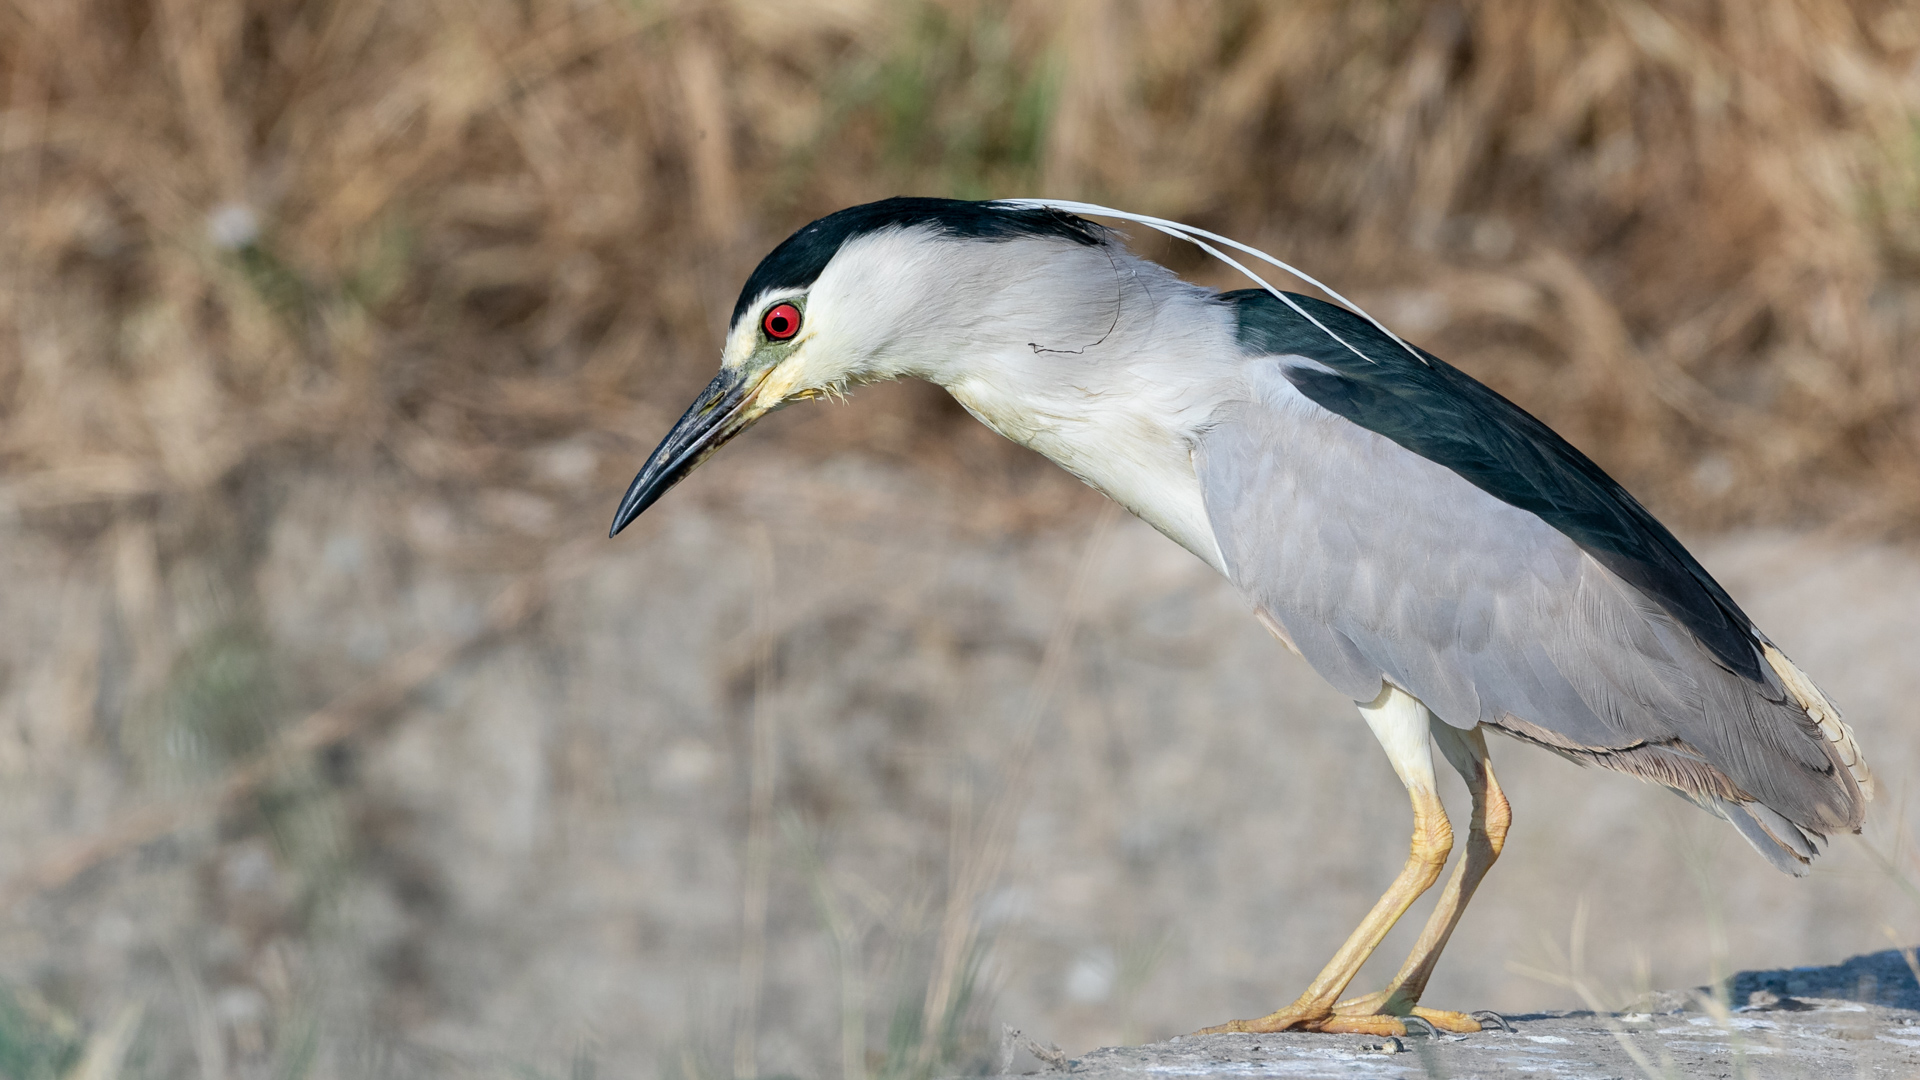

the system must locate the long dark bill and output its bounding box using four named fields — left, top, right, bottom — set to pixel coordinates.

left=609, top=367, right=766, bottom=537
